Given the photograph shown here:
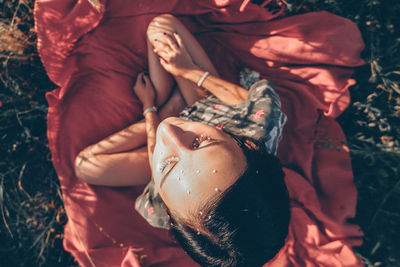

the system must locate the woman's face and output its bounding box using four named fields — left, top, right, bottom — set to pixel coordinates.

left=152, top=117, right=247, bottom=219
